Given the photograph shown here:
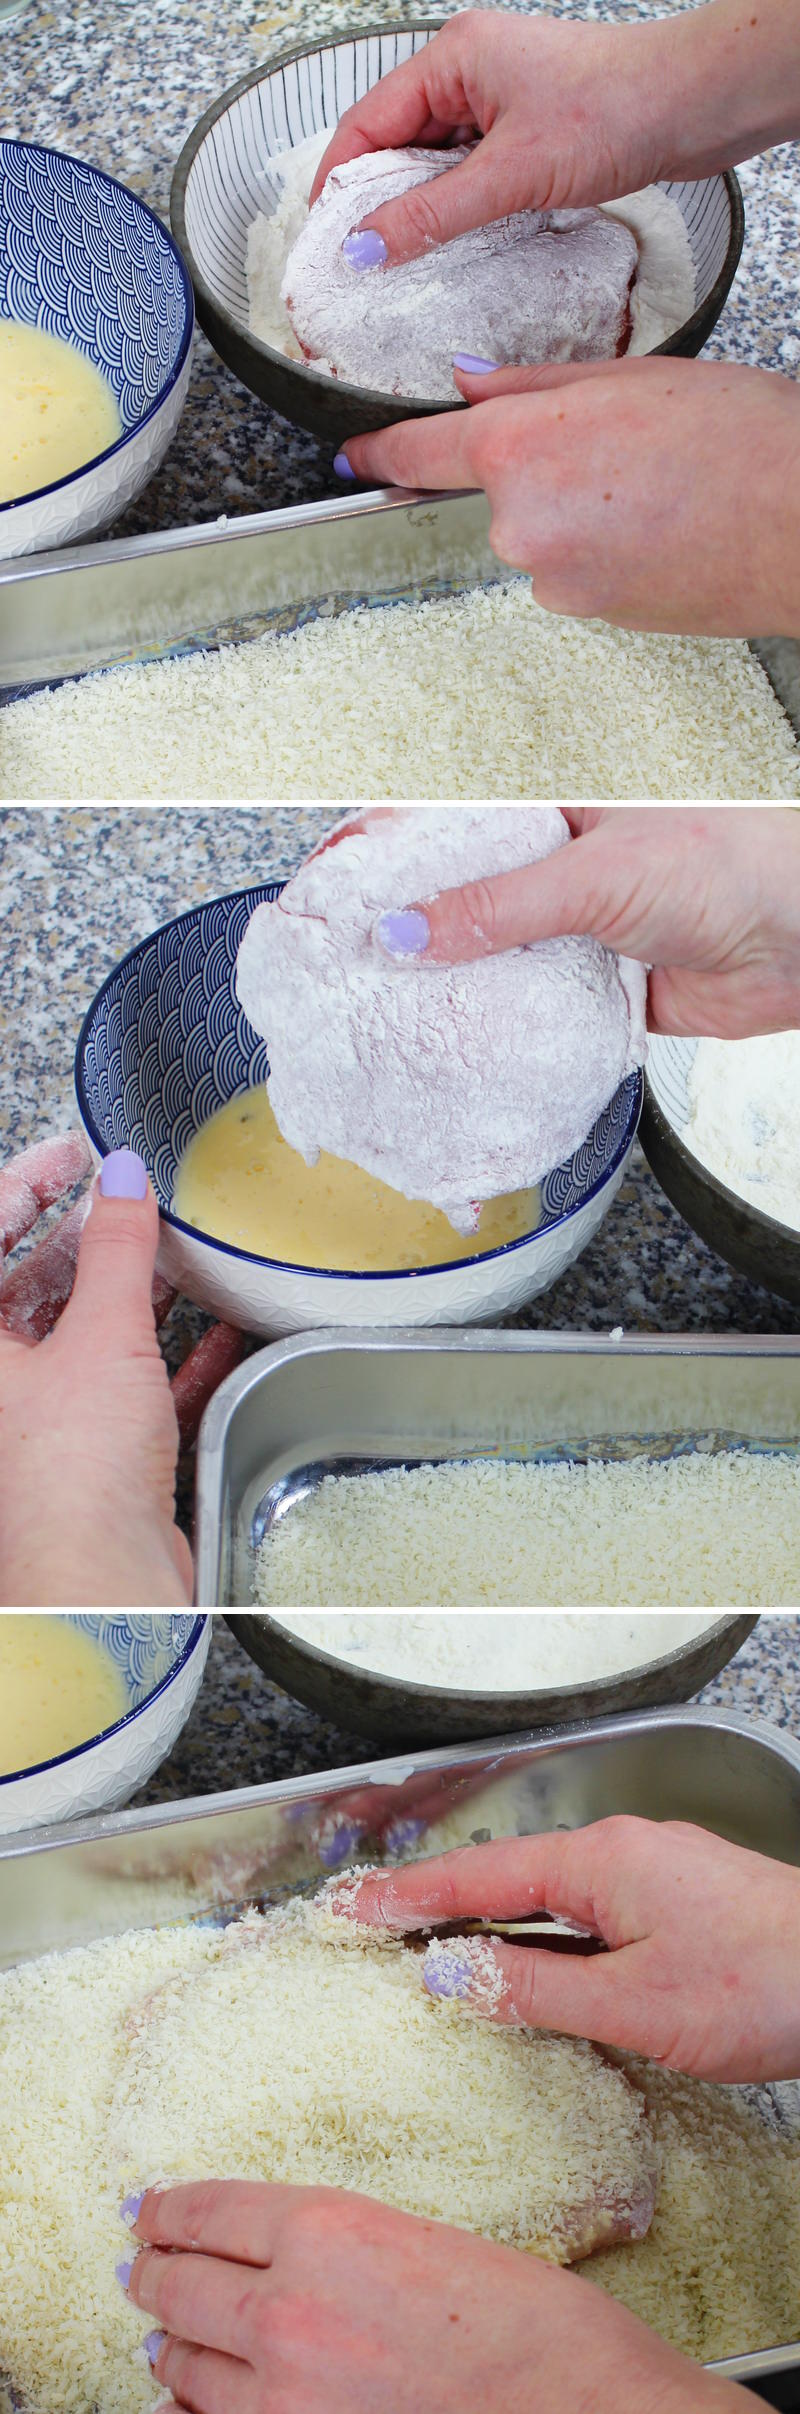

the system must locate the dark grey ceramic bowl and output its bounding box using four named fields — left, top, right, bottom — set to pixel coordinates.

left=642, top=1037, right=800, bottom=1308
left=228, top=1613, right=757, bottom=1748
left=171, top=24, right=744, bottom=451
